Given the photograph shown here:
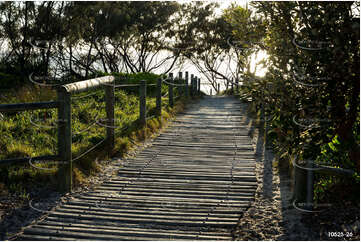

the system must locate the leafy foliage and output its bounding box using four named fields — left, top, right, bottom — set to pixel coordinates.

left=236, top=1, right=360, bottom=203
